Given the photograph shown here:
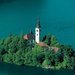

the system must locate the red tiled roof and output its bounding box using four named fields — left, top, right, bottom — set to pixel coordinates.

left=50, top=47, right=59, bottom=52
left=24, top=33, right=35, bottom=40
left=37, top=42, right=49, bottom=47
left=37, top=42, right=59, bottom=52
